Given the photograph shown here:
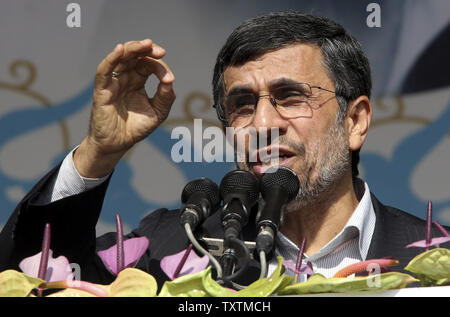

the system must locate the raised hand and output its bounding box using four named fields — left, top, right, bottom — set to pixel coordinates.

left=74, top=39, right=176, bottom=178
